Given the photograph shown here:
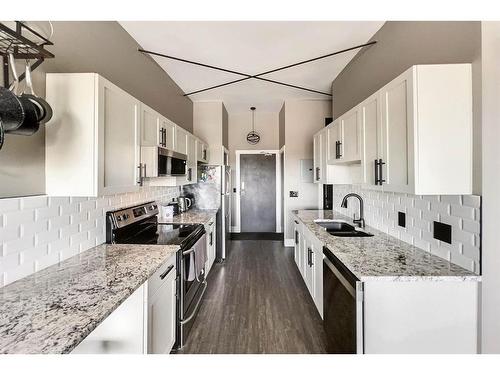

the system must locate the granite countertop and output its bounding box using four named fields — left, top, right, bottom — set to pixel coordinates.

left=293, top=210, right=479, bottom=281
left=0, top=243, right=179, bottom=354
left=164, top=209, right=218, bottom=226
